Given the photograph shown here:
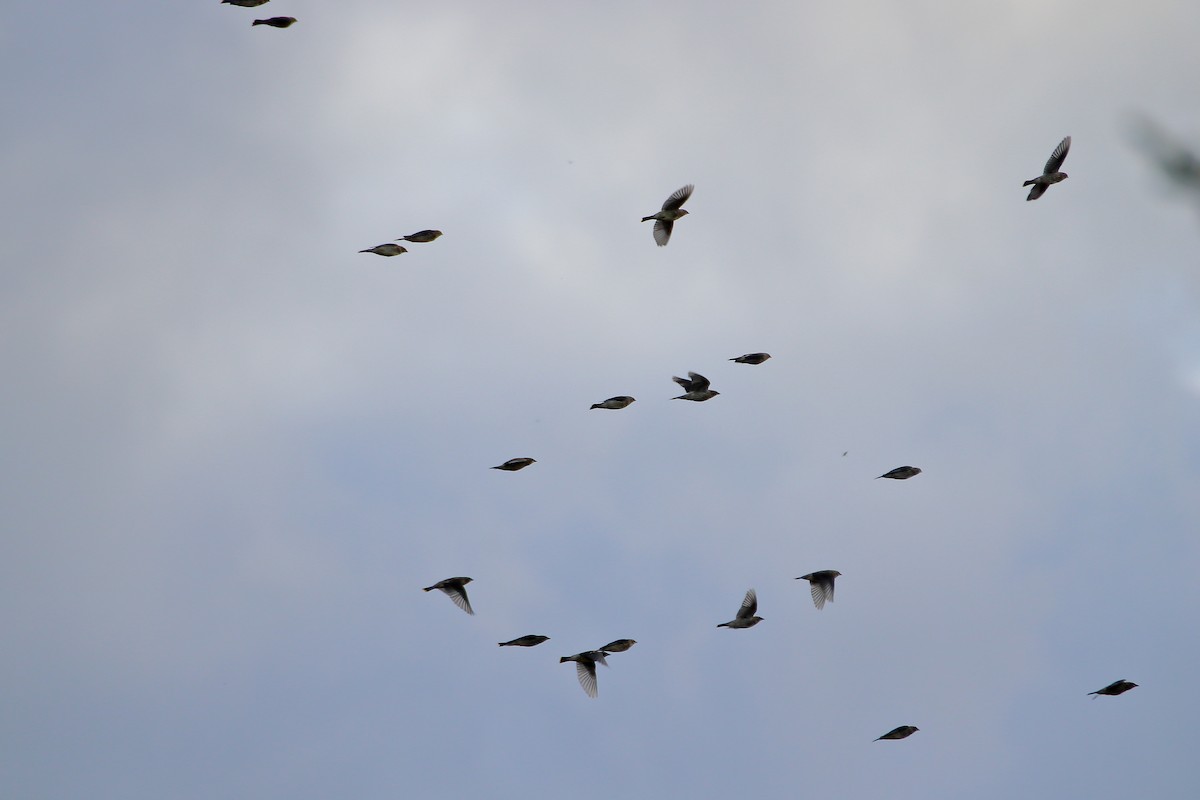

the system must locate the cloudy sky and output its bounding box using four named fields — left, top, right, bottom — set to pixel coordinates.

left=4, top=1, right=1200, bottom=798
